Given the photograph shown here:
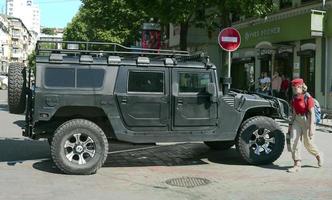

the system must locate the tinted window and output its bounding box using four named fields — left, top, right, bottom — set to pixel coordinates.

left=179, top=72, right=211, bottom=93
left=128, top=71, right=164, bottom=93
left=77, top=69, right=104, bottom=88
left=45, top=68, right=75, bottom=87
